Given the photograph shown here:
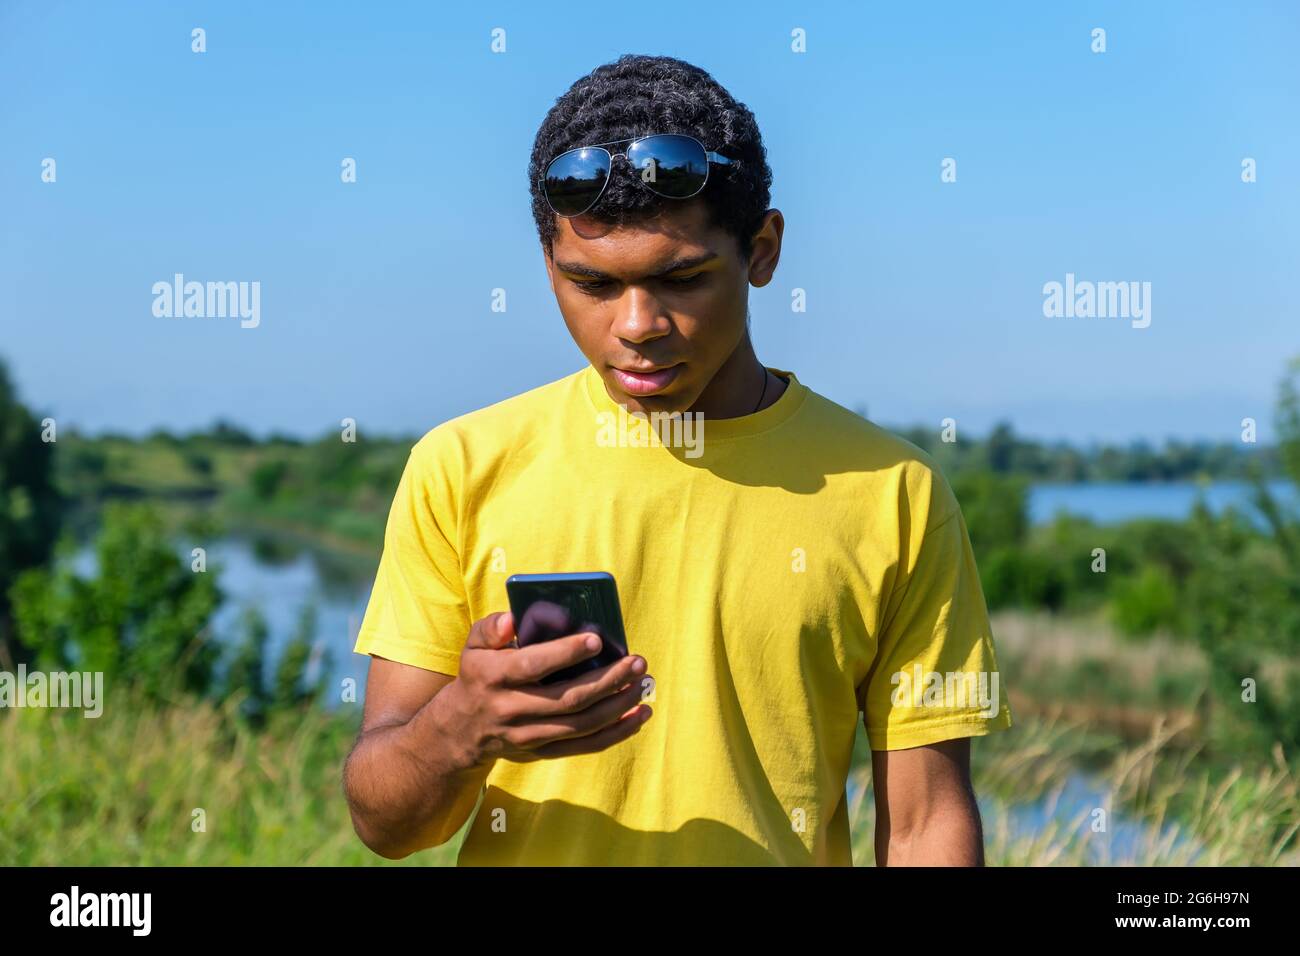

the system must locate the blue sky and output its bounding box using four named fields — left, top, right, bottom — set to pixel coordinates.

left=1, top=0, right=1296, bottom=444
